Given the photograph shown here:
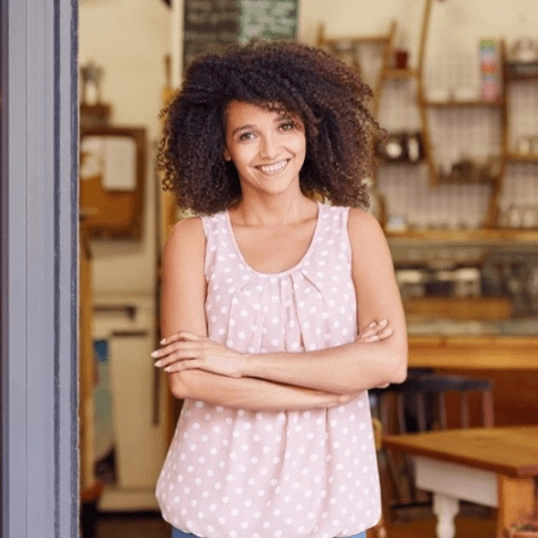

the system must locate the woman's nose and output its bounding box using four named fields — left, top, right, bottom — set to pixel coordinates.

left=259, top=134, right=279, bottom=159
